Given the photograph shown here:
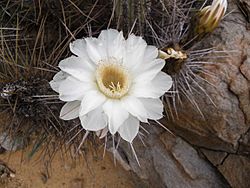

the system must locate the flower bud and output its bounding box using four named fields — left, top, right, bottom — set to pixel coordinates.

left=195, top=0, right=228, bottom=35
